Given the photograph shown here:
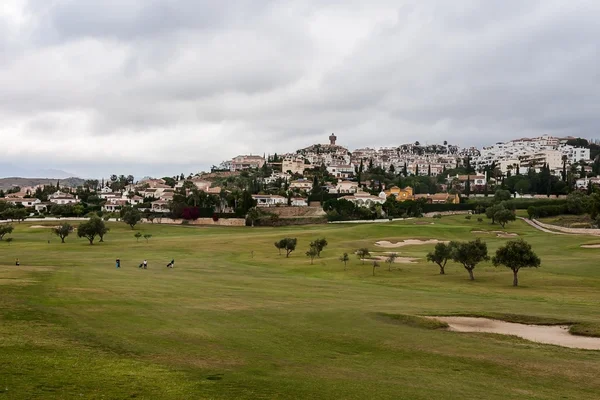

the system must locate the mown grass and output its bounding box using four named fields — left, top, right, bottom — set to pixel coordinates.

left=374, top=313, right=449, bottom=329
left=1, top=216, right=600, bottom=399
